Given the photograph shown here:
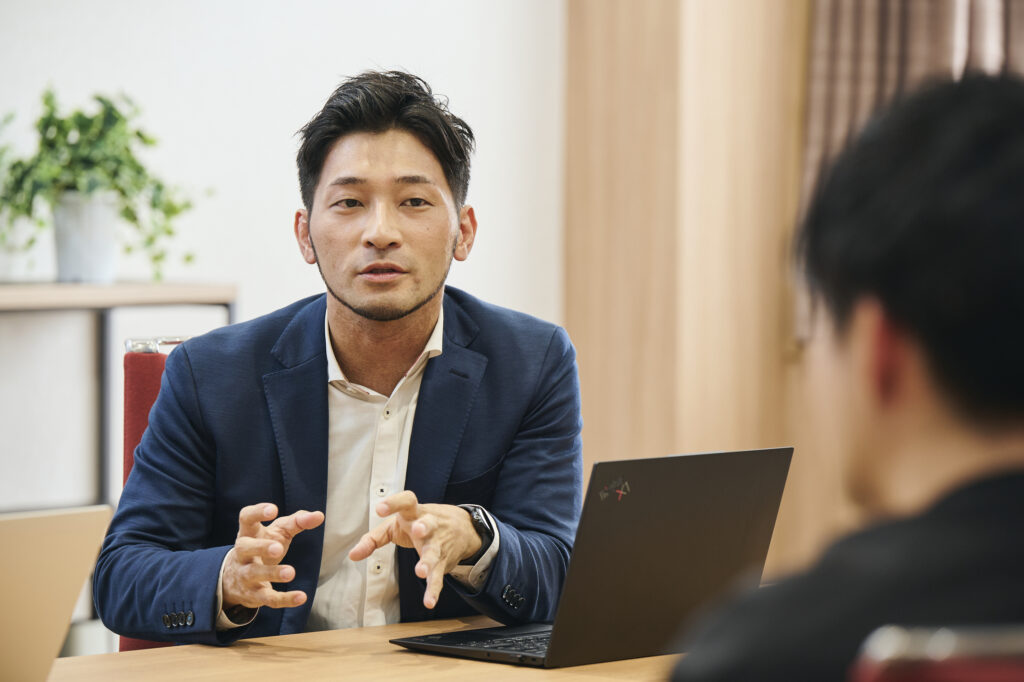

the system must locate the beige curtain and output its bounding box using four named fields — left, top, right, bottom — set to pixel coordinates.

left=801, top=0, right=1024, bottom=206
left=792, top=0, right=1024, bottom=343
